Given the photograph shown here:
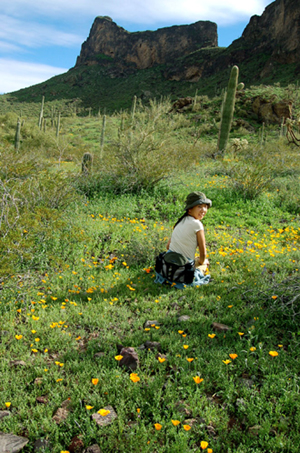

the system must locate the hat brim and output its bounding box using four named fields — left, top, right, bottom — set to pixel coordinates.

left=186, top=198, right=212, bottom=210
